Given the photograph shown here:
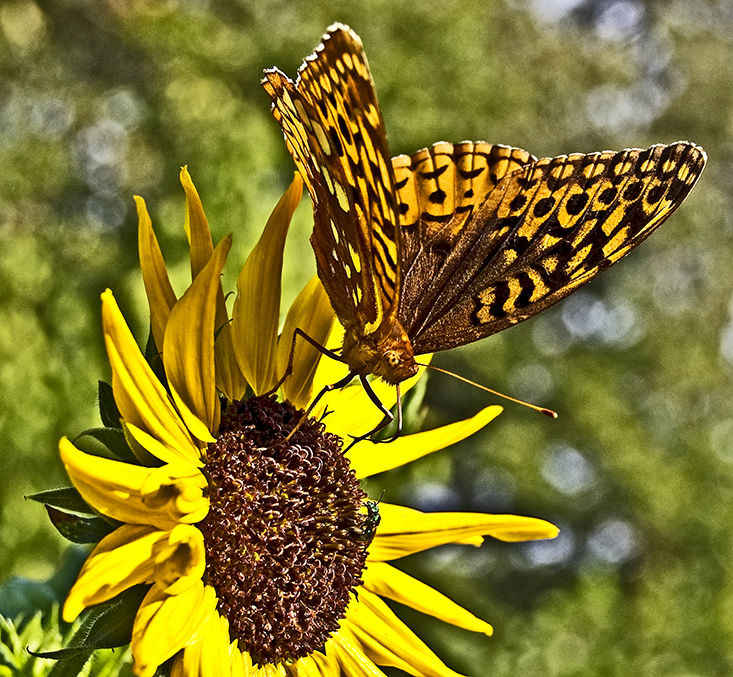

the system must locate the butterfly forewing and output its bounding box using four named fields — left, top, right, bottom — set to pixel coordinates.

left=262, top=26, right=401, bottom=332
left=400, top=141, right=707, bottom=353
